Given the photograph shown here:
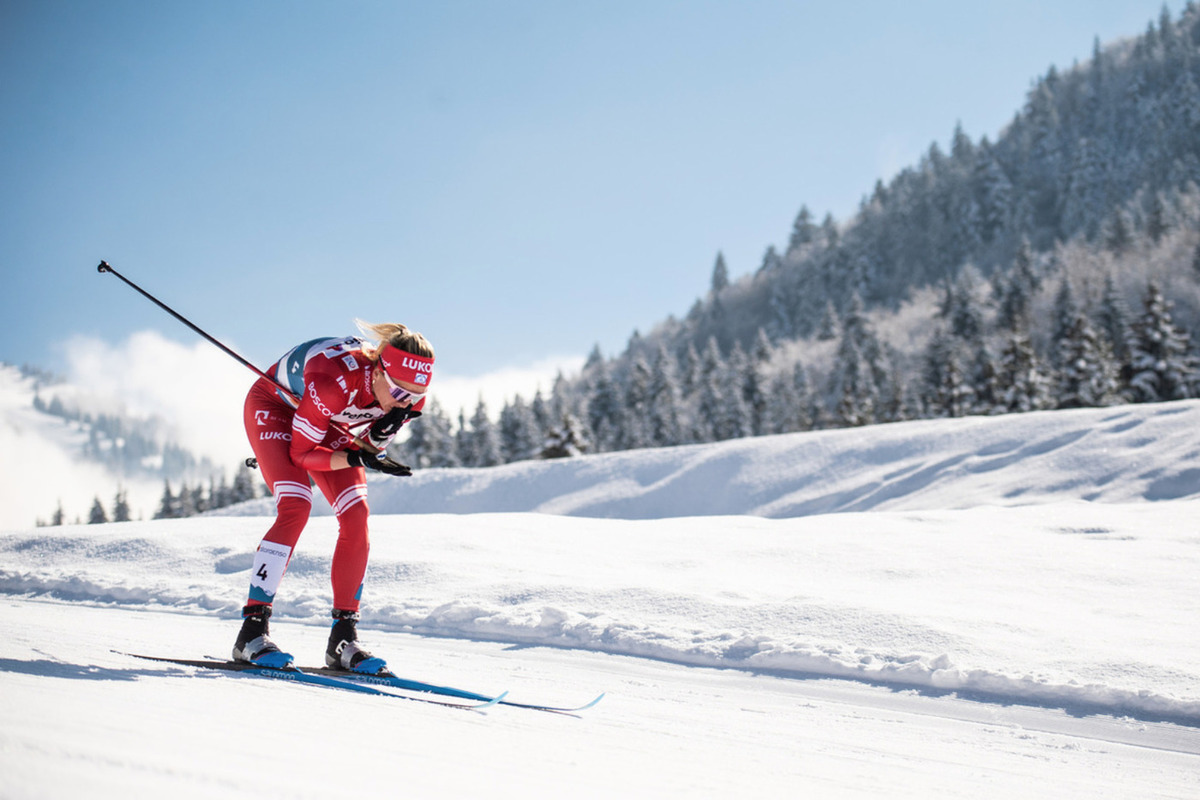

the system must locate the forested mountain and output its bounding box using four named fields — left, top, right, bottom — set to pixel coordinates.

left=9, top=364, right=262, bottom=525
left=400, top=5, right=1200, bottom=468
